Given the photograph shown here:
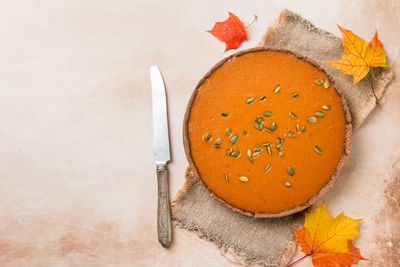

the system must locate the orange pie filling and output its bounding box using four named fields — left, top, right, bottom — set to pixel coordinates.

left=187, top=50, right=346, bottom=214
